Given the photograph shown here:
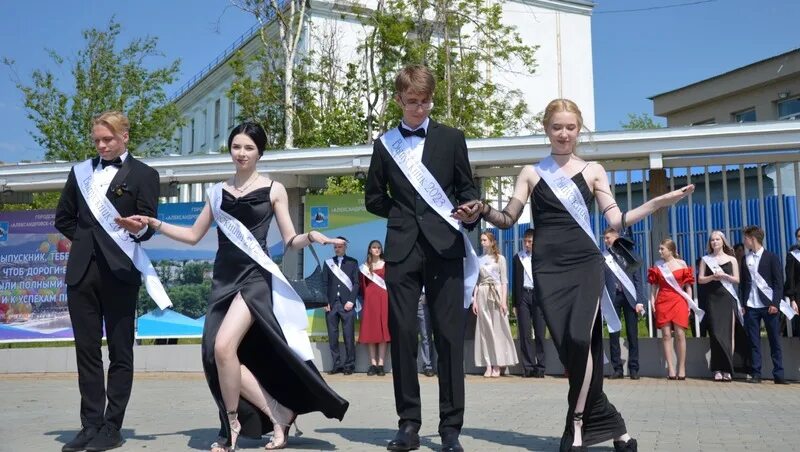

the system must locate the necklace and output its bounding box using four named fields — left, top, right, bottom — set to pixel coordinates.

left=233, top=173, right=259, bottom=193
left=551, top=151, right=572, bottom=156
